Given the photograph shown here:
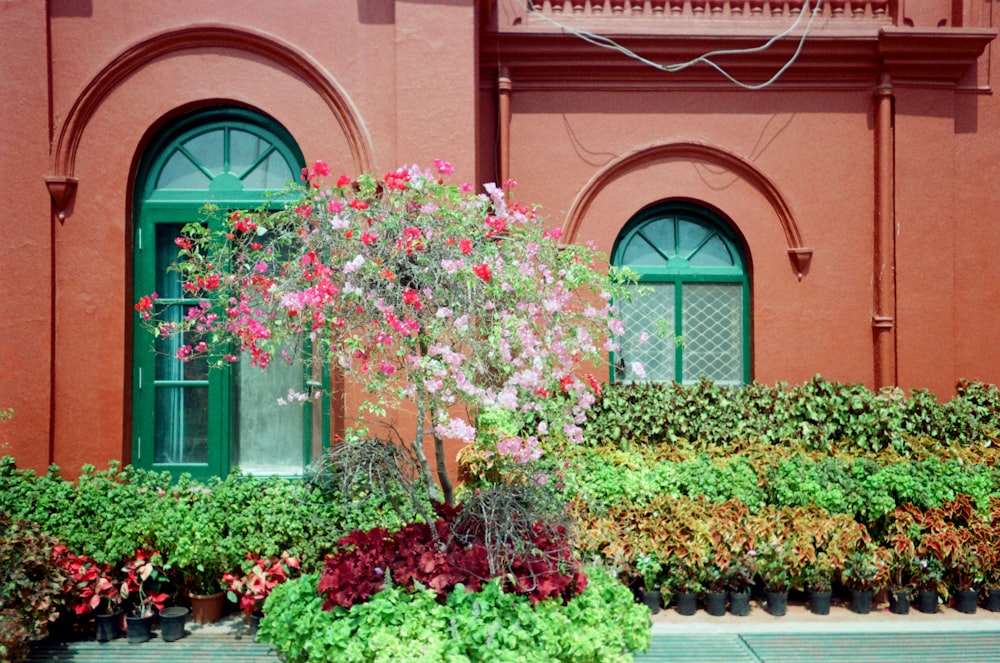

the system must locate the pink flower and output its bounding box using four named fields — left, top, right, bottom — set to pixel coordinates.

left=378, top=360, right=395, bottom=376
left=543, top=227, right=563, bottom=240
left=434, top=159, right=454, bottom=175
